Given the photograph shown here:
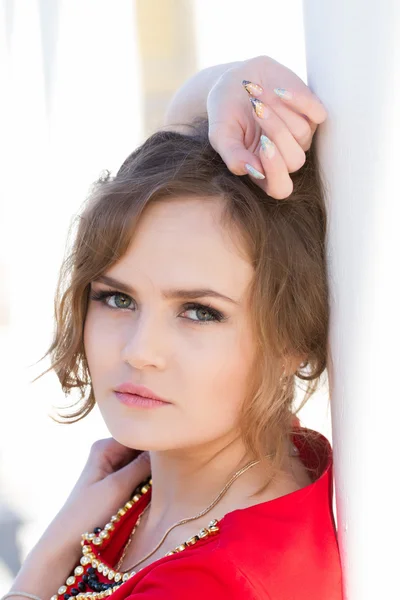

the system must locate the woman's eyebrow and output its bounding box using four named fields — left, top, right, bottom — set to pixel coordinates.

left=92, top=275, right=239, bottom=305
